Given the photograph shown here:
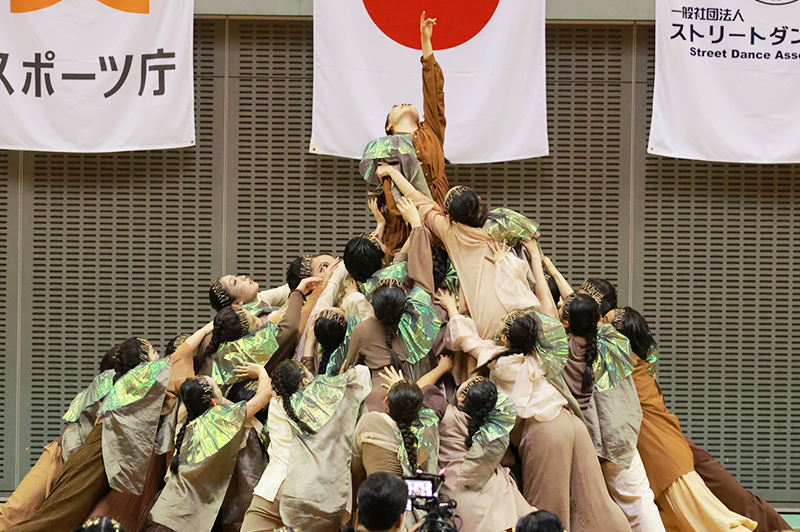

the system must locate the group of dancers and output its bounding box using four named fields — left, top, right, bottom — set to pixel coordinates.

left=0, top=12, right=792, bottom=532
